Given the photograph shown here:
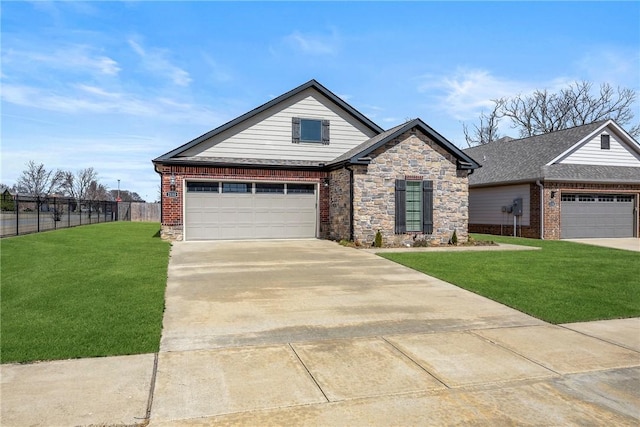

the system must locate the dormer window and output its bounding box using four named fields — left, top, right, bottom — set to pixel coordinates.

left=601, top=134, right=610, bottom=150
left=292, top=117, right=330, bottom=144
